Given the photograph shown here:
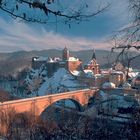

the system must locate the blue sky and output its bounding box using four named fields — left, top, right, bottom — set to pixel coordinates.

left=0, top=0, right=130, bottom=52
